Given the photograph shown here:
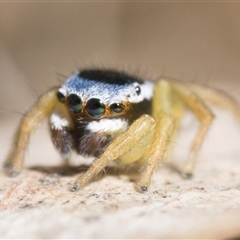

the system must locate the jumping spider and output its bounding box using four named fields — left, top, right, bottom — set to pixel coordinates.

left=4, top=69, right=240, bottom=192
